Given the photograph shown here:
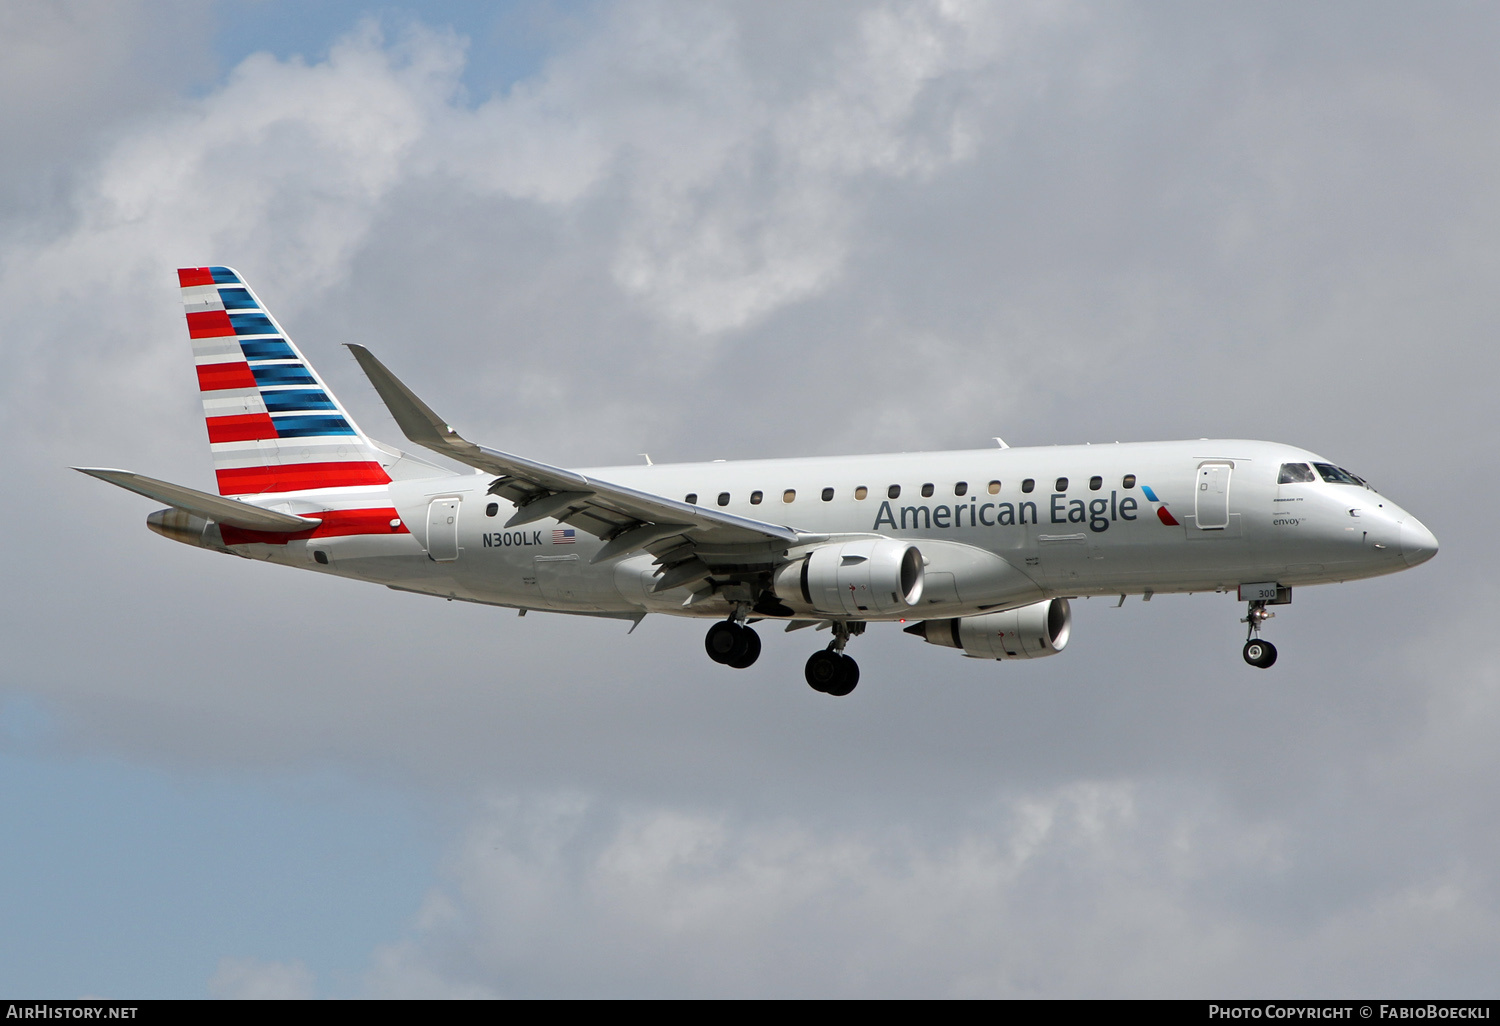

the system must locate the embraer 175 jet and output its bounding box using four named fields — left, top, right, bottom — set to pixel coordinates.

left=80, top=268, right=1439, bottom=696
